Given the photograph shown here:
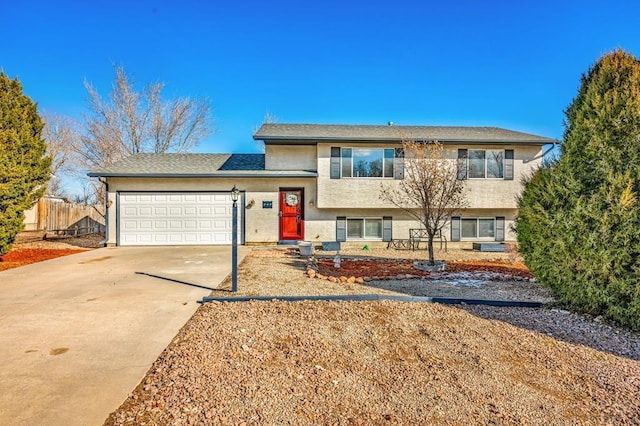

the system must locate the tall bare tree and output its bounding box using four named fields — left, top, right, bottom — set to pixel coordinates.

left=380, top=140, right=468, bottom=265
left=41, top=111, right=78, bottom=196
left=77, top=66, right=213, bottom=171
